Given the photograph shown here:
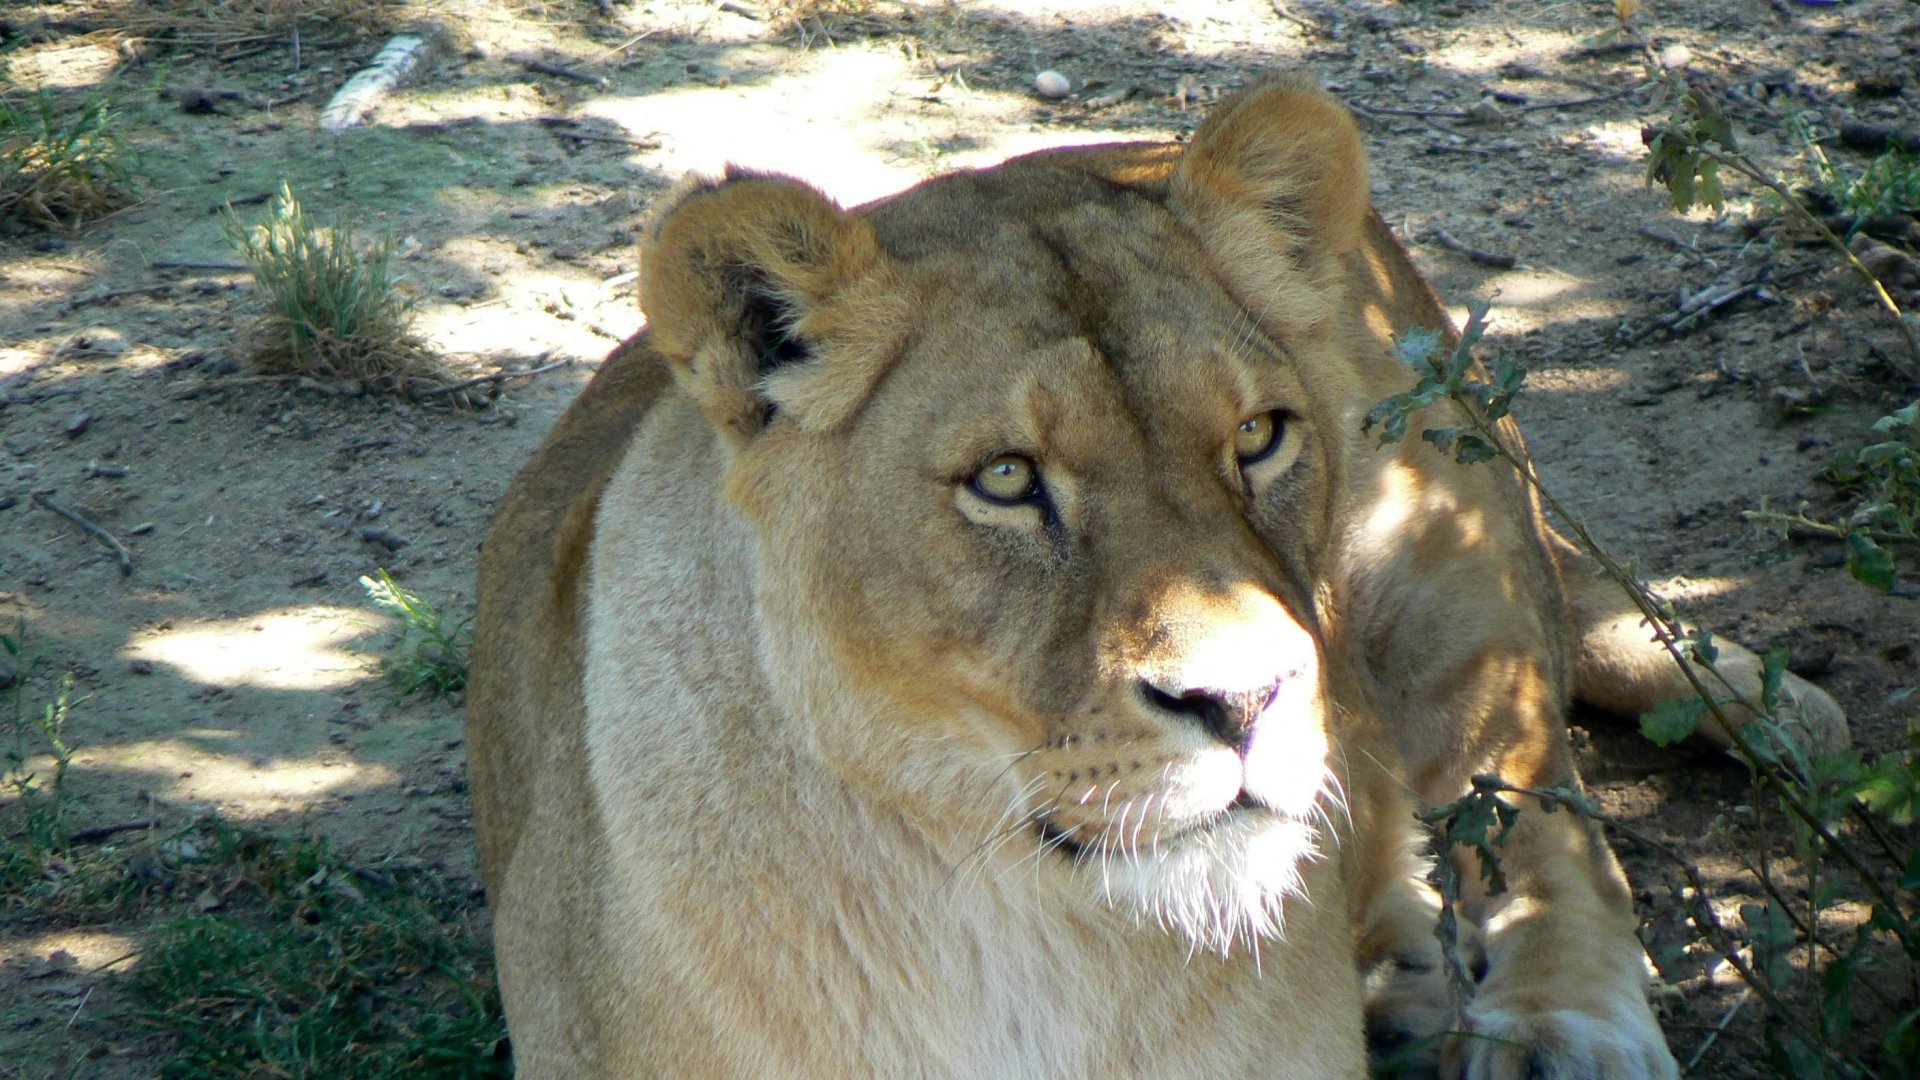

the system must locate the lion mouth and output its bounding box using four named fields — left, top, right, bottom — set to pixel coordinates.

left=1035, top=788, right=1279, bottom=862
